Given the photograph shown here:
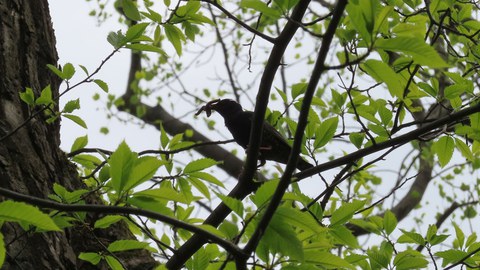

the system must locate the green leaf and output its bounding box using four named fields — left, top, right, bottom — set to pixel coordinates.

left=330, top=200, right=365, bottom=227
left=349, top=132, right=365, bottom=149
left=417, top=82, right=437, bottom=97
left=93, top=79, right=109, bottom=93
left=216, top=193, right=244, bottom=217
left=398, top=229, right=425, bottom=245
left=251, top=179, right=279, bottom=207
left=51, top=183, right=88, bottom=204
left=189, top=177, right=211, bottom=199
left=330, top=225, right=360, bottom=248
left=62, top=63, right=75, bottom=80
left=258, top=214, right=304, bottom=261
left=183, top=158, right=218, bottom=173
left=314, top=117, right=338, bottom=148
left=188, top=171, right=225, bottom=188
left=383, top=210, right=397, bottom=235
left=142, top=7, right=162, bottom=23
left=126, top=156, right=163, bottom=190
left=197, top=225, right=226, bottom=238
left=432, top=136, right=455, bottom=167
left=105, top=255, right=124, bottom=270
left=70, top=135, right=88, bottom=152
left=345, top=0, right=374, bottom=43
left=304, top=250, right=354, bottom=269
left=63, top=99, right=81, bottom=113
left=125, top=22, right=149, bottom=41
left=133, top=187, right=188, bottom=204
left=107, top=240, right=149, bottom=252
left=375, top=37, right=449, bottom=68
left=275, top=206, right=327, bottom=235
left=63, top=114, right=87, bottom=129
left=122, top=0, right=141, bottom=21
left=164, top=24, right=185, bottom=55
left=0, top=201, right=60, bottom=231
left=394, top=250, right=428, bottom=270
left=79, top=252, right=102, bottom=265
left=188, top=247, right=210, bottom=270
left=107, top=31, right=126, bottom=49
left=94, top=215, right=124, bottom=229
left=444, top=84, right=465, bottom=100
left=291, top=83, right=308, bottom=99
left=47, top=64, right=66, bottom=79
left=435, top=249, right=469, bottom=267
left=361, top=59, right=404, bottom=98
left=19, top=87, right=35, bottom=105
left=35, top=85, right=53, bottom=105
left=240, top=0, right=281, bottom=18
left=455, top=138, right=474, bottom=161
left=453, top=222, right=465, bottom=249
left=109, top=141, right=137, bottom=193
left=126, top=43, right=166, bottom=55
left=159, top=124, right=169, bottom=149
left=79, top=64, right=89, bottom=76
